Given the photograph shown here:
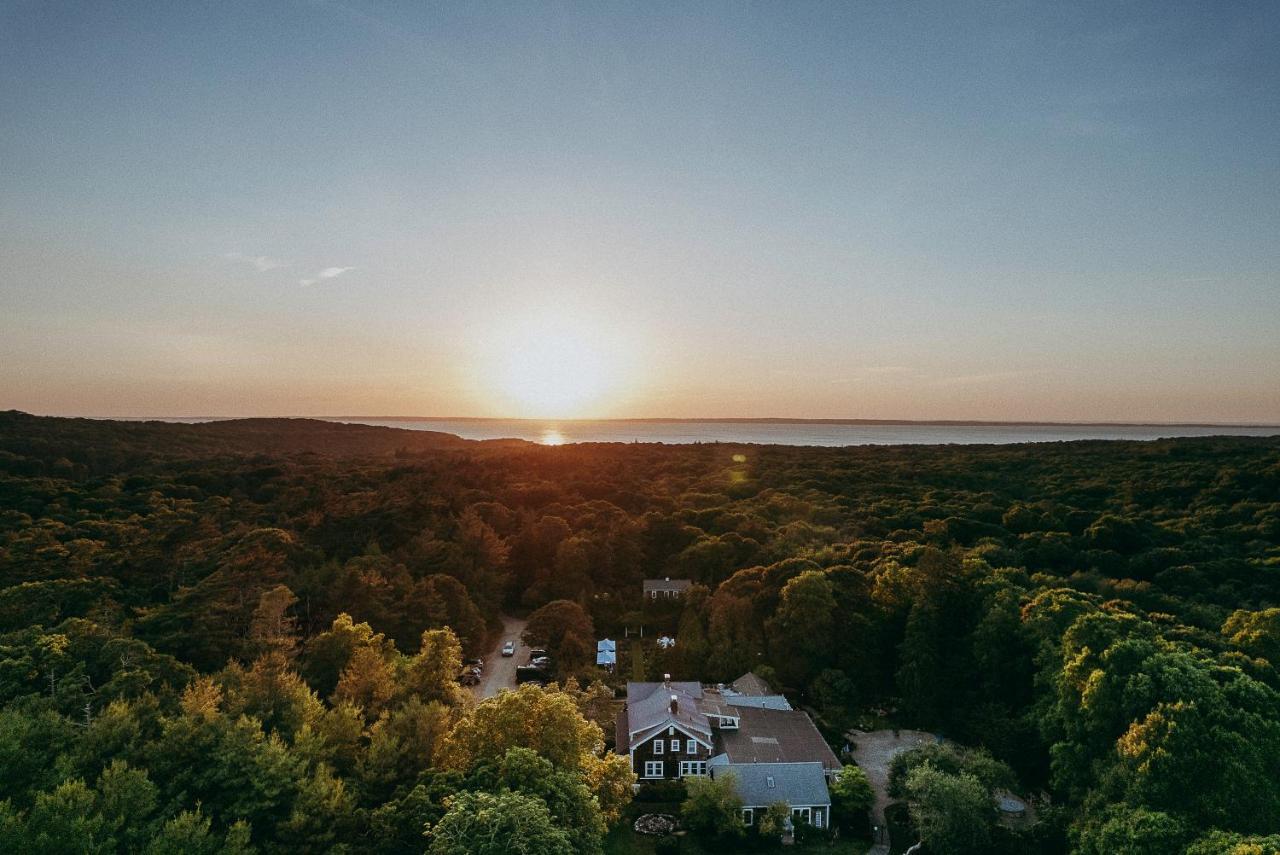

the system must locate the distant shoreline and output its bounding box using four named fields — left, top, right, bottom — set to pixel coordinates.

left=94, top=415, right=1280, bottom=430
